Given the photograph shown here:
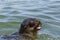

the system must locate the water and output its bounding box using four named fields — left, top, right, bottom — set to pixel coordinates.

left=0, top=0, right=60, bottom=40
